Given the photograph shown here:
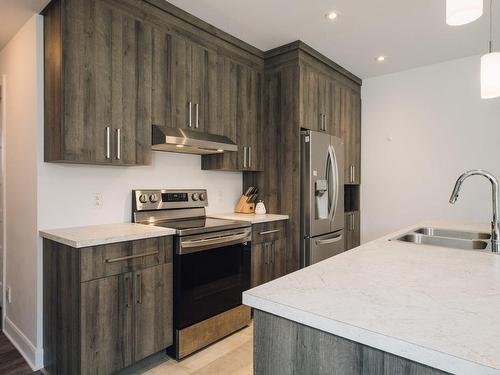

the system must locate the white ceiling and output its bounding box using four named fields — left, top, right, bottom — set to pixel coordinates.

left=0, top=0, right=49, bottom=50
left=168, top=0, right=499, bottom=79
